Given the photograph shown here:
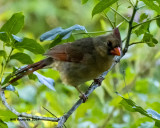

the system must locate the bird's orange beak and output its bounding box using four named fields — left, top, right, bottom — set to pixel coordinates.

left=110, top=47, right=121, bottom=56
